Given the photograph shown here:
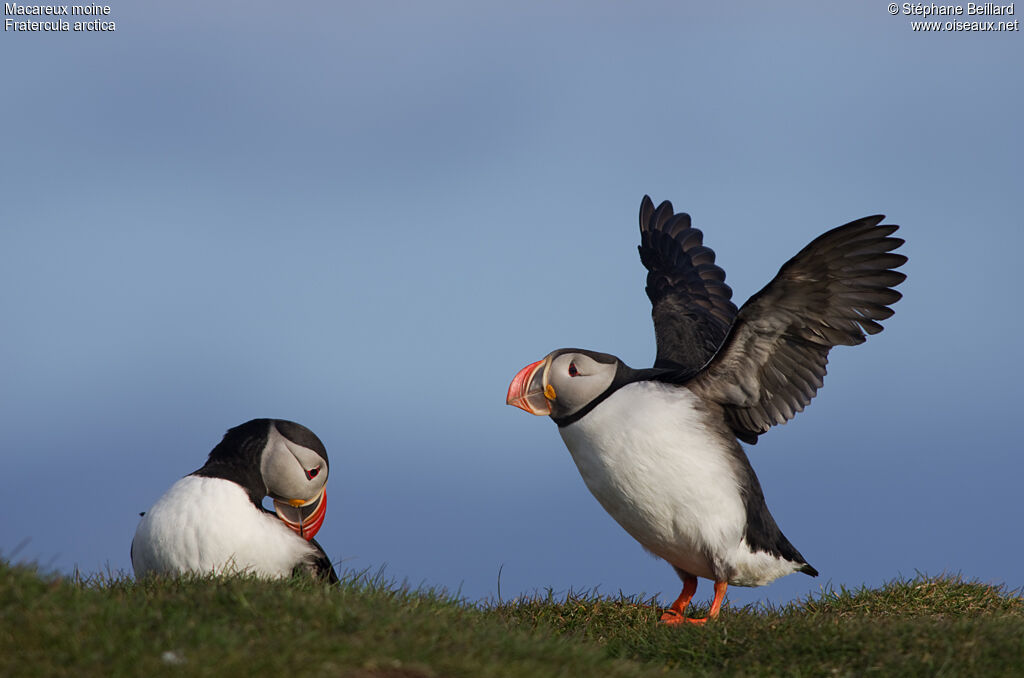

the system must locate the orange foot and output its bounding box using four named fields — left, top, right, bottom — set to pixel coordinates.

left=659, top=579, right=728, bottom=625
